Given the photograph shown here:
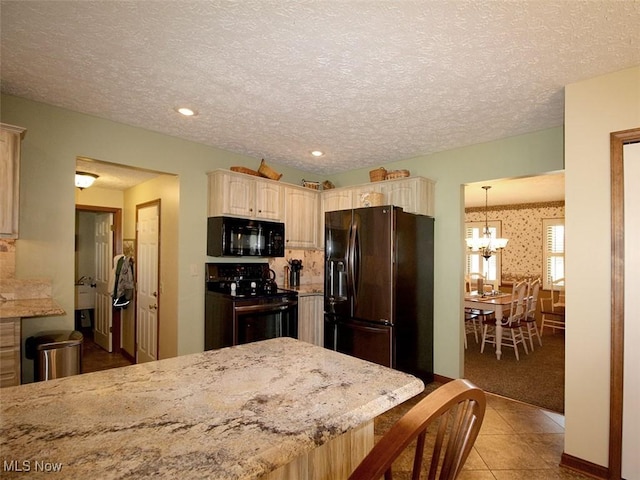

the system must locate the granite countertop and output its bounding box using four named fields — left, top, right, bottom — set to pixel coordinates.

left=0, top=297, right=65, bottom=319
left=288, top=283, right=324, bottom=296
left=0, top=337, right=423, bottom=479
